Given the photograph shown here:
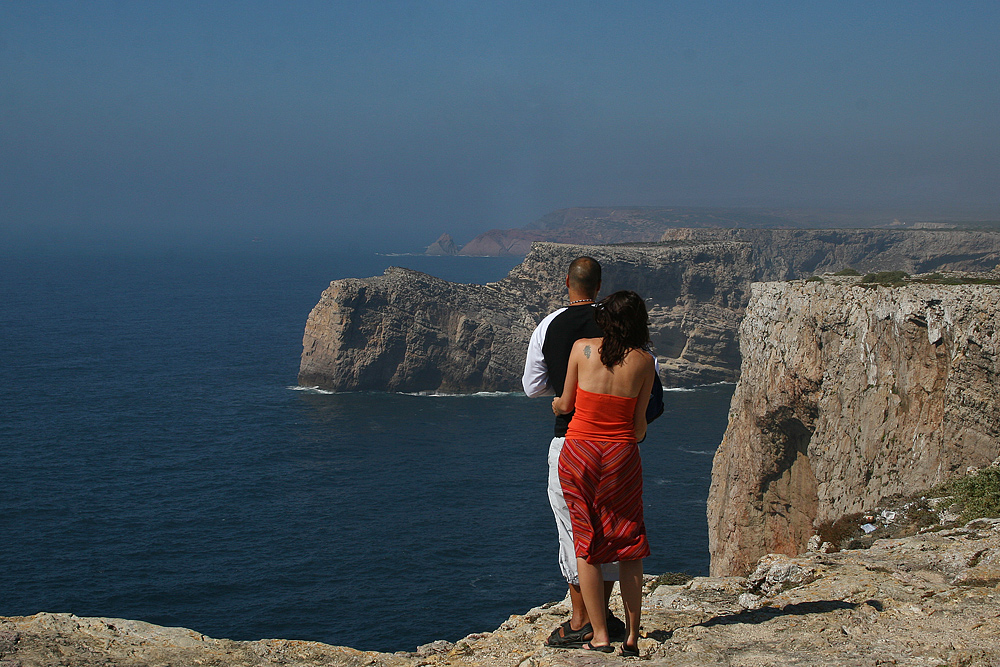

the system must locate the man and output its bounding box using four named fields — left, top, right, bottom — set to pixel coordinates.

left=522, top=256, right=625, bottom=647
